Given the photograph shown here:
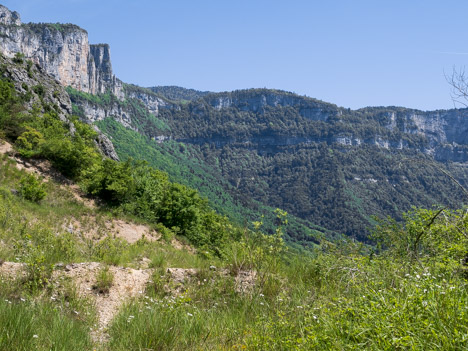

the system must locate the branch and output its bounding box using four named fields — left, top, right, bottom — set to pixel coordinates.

left=412, top=207, right=446, bottom=257
left=446, top=66, right=468, bottom=108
